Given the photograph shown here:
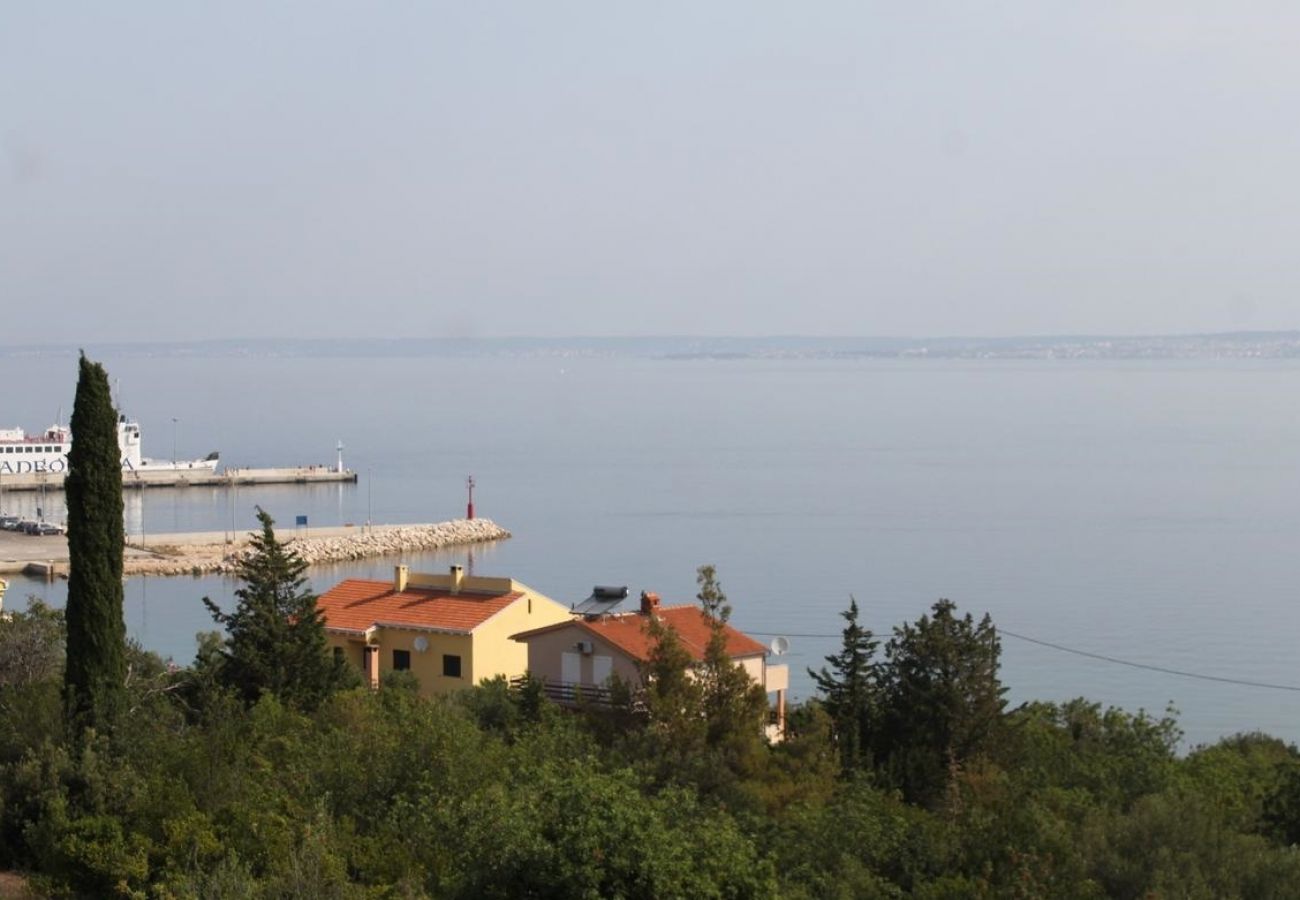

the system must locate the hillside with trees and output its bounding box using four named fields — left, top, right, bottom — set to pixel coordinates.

left=5, top=564, right=1300, bottom=896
